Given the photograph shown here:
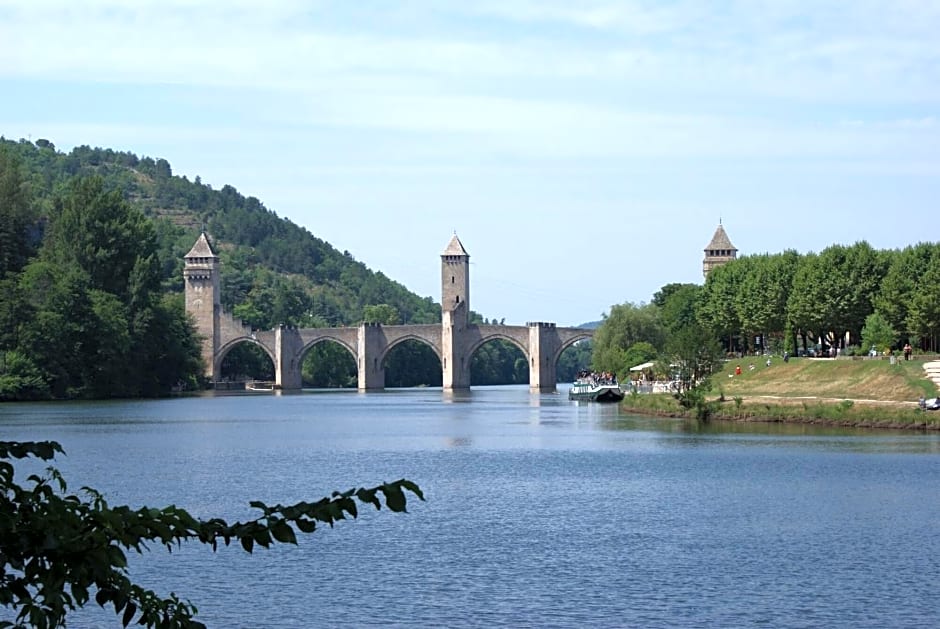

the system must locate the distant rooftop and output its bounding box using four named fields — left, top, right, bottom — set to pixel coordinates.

left=442, top=233, right=469, bottom=257
left=185, top=232, right=218, bottom=258
left=704, top=223, right=737, bottom=252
